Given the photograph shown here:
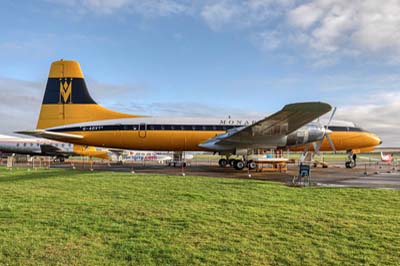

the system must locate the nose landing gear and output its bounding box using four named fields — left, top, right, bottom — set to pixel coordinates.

left=345, top=151, right=357, bottom=168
